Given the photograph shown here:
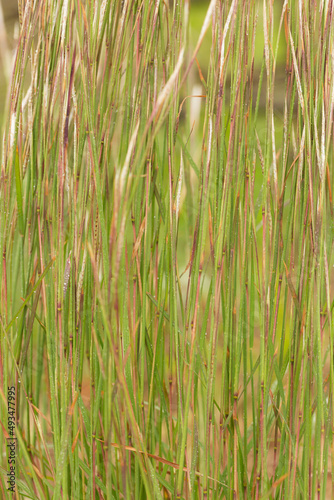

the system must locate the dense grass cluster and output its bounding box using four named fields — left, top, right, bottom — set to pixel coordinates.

left=1, top=0, right=334, bottom=498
